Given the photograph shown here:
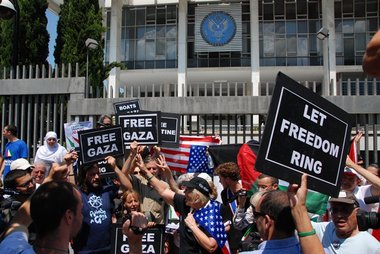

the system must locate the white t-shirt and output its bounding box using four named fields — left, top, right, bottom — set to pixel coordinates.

left=353, top=185, right=379, bottom=212
left=312, top=221, right=380, bottom=254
